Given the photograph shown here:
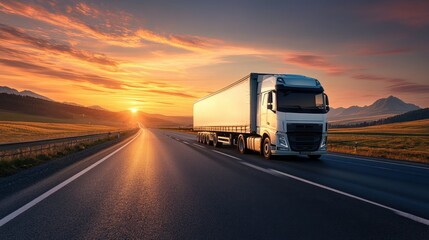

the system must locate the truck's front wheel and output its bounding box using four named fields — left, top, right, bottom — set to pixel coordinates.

left=263, top=137, right=272, bottom=160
